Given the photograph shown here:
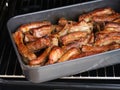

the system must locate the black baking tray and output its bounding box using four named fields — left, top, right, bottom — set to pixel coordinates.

left=7, top=0, right=120, bottom=83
